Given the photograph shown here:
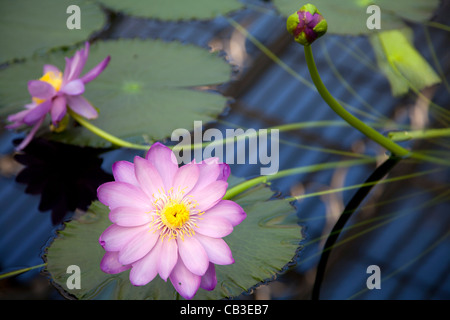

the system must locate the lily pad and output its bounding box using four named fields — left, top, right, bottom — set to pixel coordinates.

left=272, top=0, right=439, bottom=35
left=0, top=0, right=106, bottom=64
left=45, top=178, right=303, bottom=299
left=96, top=0, right=244, bottom=20
left=0, top=39, right=232, bottom=148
